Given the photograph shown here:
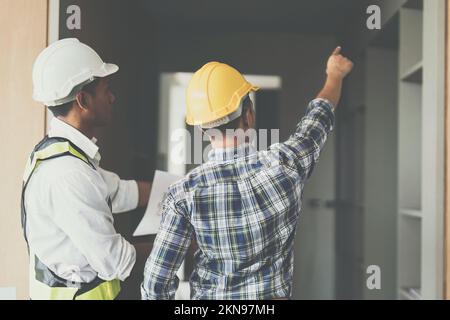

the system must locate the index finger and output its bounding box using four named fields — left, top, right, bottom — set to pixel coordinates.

left=332, top=46, right=342, bottom=55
